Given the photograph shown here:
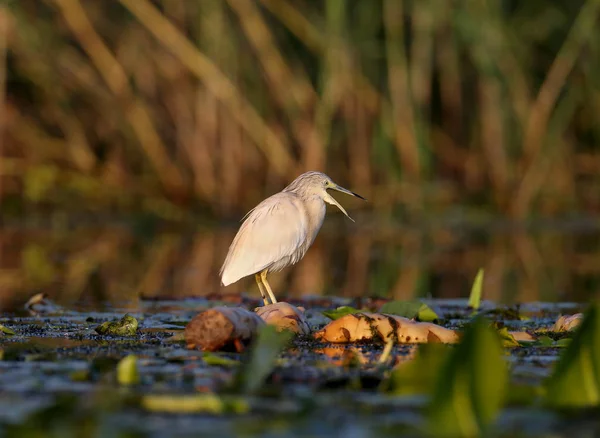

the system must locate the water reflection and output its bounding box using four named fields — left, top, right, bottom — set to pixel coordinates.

left=1, top=217, right=599, bottom=311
